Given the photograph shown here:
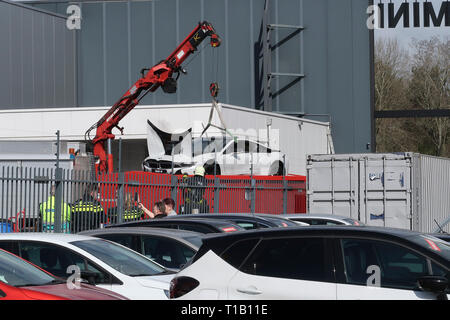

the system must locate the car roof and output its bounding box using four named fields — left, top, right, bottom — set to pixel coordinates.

left=166, top=213, right=276, bottom=222
left=108, top=217, right=245, bottom=229
left=282, top=214, right=359, bottom=221
left=0, top=232, right=96, bottom=244
left=80, top=227, right=203, bottom=239
left=201, top=225, right=426, bottom=242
